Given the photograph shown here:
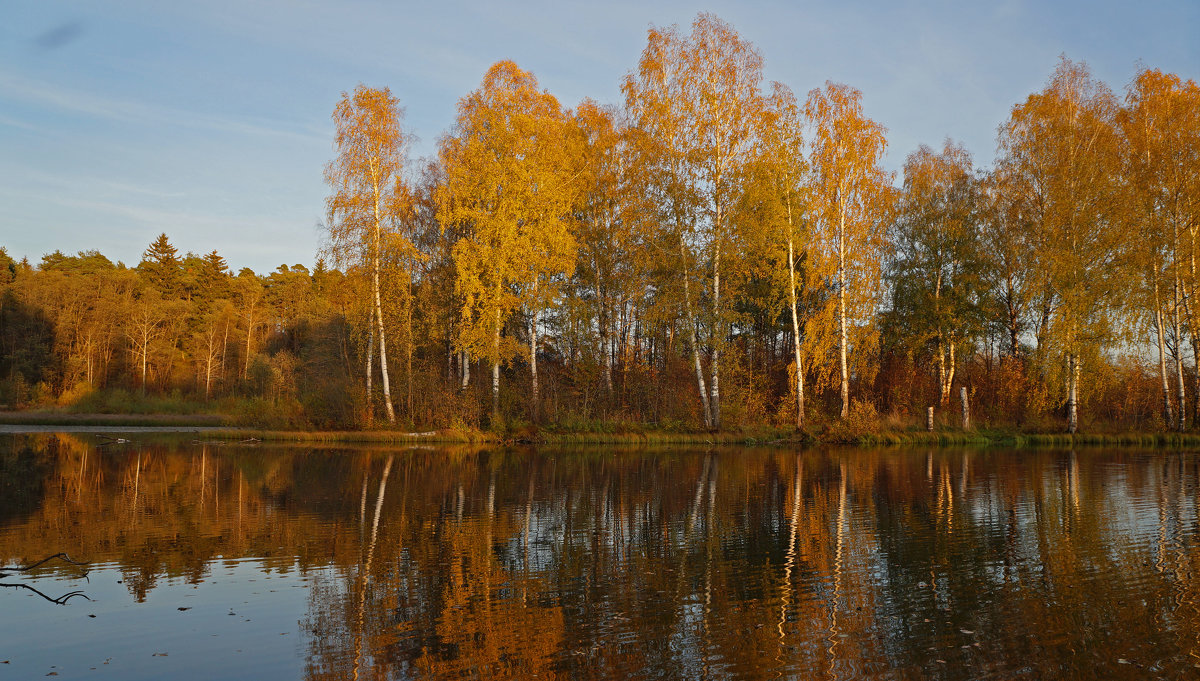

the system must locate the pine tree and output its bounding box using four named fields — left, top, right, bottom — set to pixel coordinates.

left=139, top=233, right=182, bottom=296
